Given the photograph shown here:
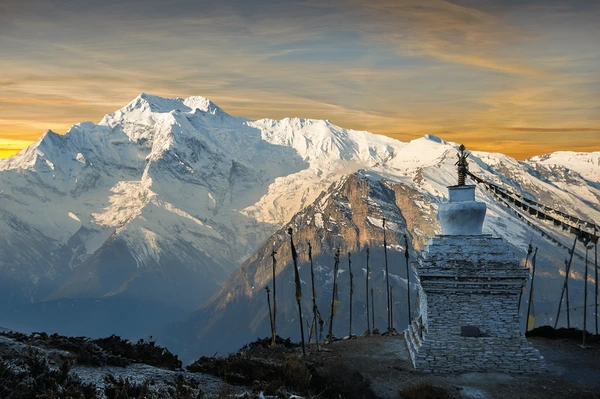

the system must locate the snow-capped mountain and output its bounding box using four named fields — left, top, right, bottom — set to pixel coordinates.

left=0, top=94, right=598, bottom=345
